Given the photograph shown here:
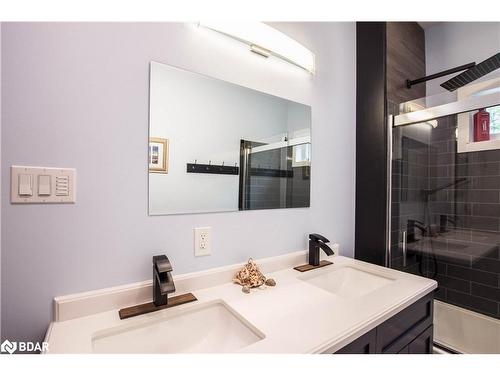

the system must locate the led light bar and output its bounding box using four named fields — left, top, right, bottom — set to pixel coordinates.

left=199, top=21, right=315, bottom=74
